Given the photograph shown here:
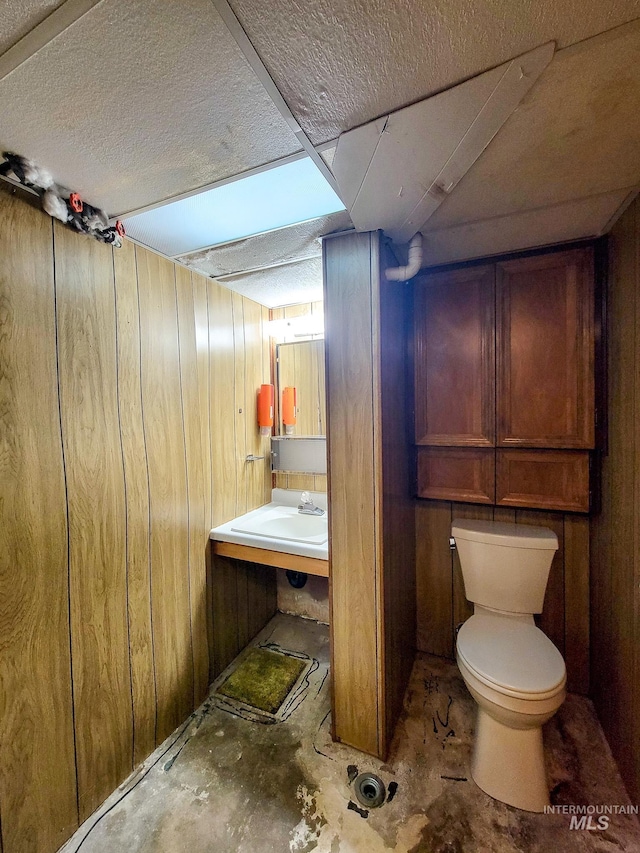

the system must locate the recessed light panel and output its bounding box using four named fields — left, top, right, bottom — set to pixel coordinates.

left=122, top=156, right=345, bottom=257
